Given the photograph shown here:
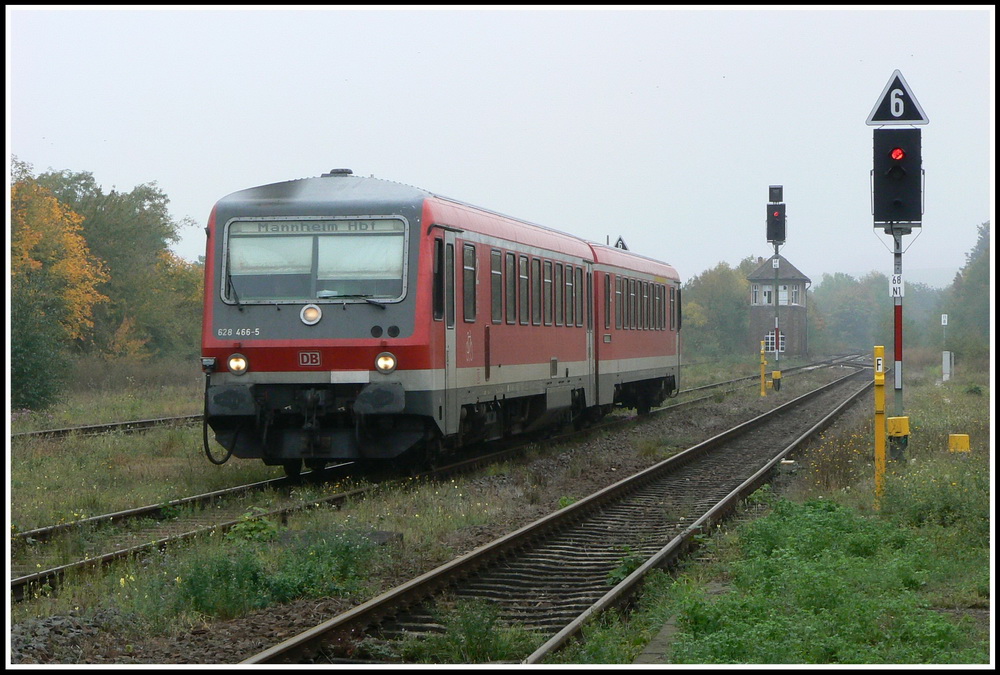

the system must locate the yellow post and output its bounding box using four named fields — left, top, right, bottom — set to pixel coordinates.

left=772, top=370, right=782, bottom=392
left=760, top=341, right=767, bottom=397
left=874, top=346, right=886, bottom=509
left=948, top=434, right=970, bottom=453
